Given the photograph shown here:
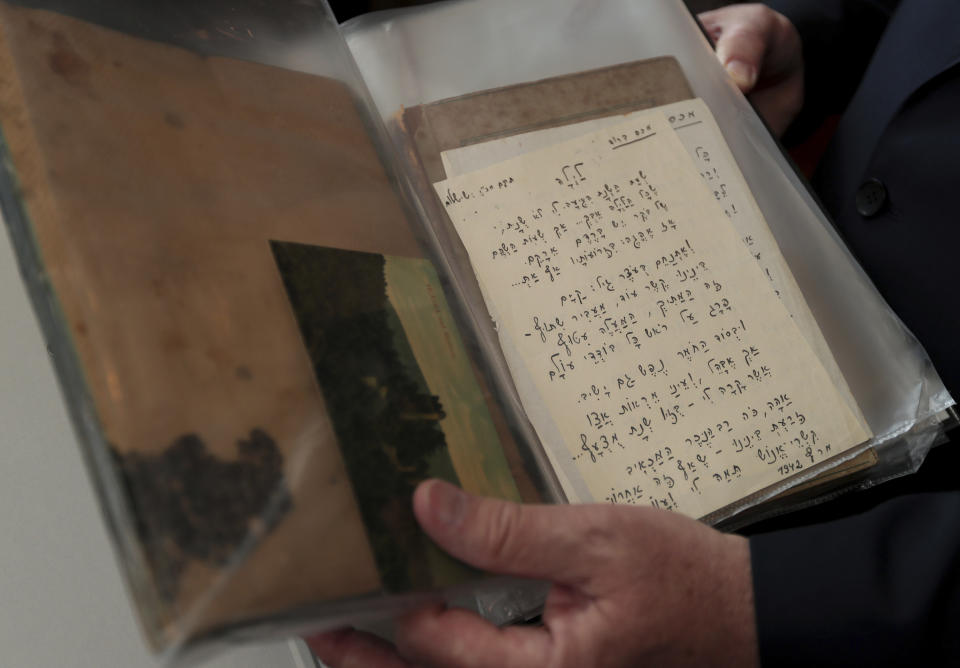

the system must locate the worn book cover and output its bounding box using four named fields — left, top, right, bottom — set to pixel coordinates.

left=0, top=1, right=539, bottom=648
